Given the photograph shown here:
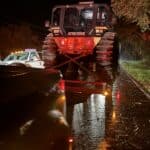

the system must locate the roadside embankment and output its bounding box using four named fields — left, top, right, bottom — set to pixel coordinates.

left=120, top=60, right=150, bottom=96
